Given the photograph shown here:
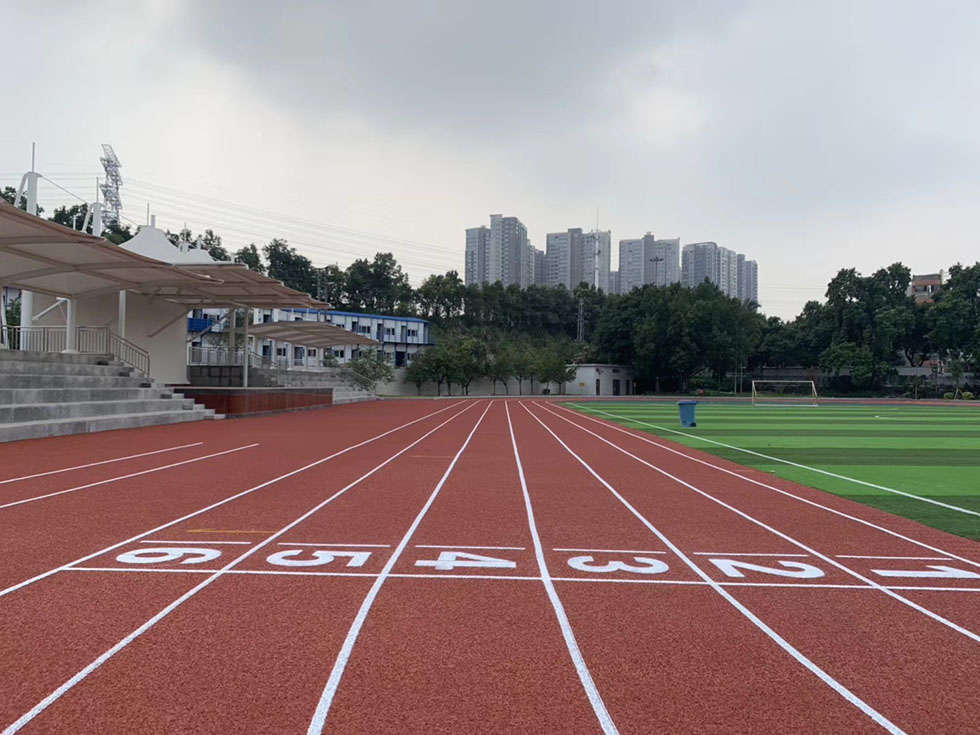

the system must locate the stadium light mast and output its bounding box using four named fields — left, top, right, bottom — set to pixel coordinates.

left=99, top=144, right=122, bottom=226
